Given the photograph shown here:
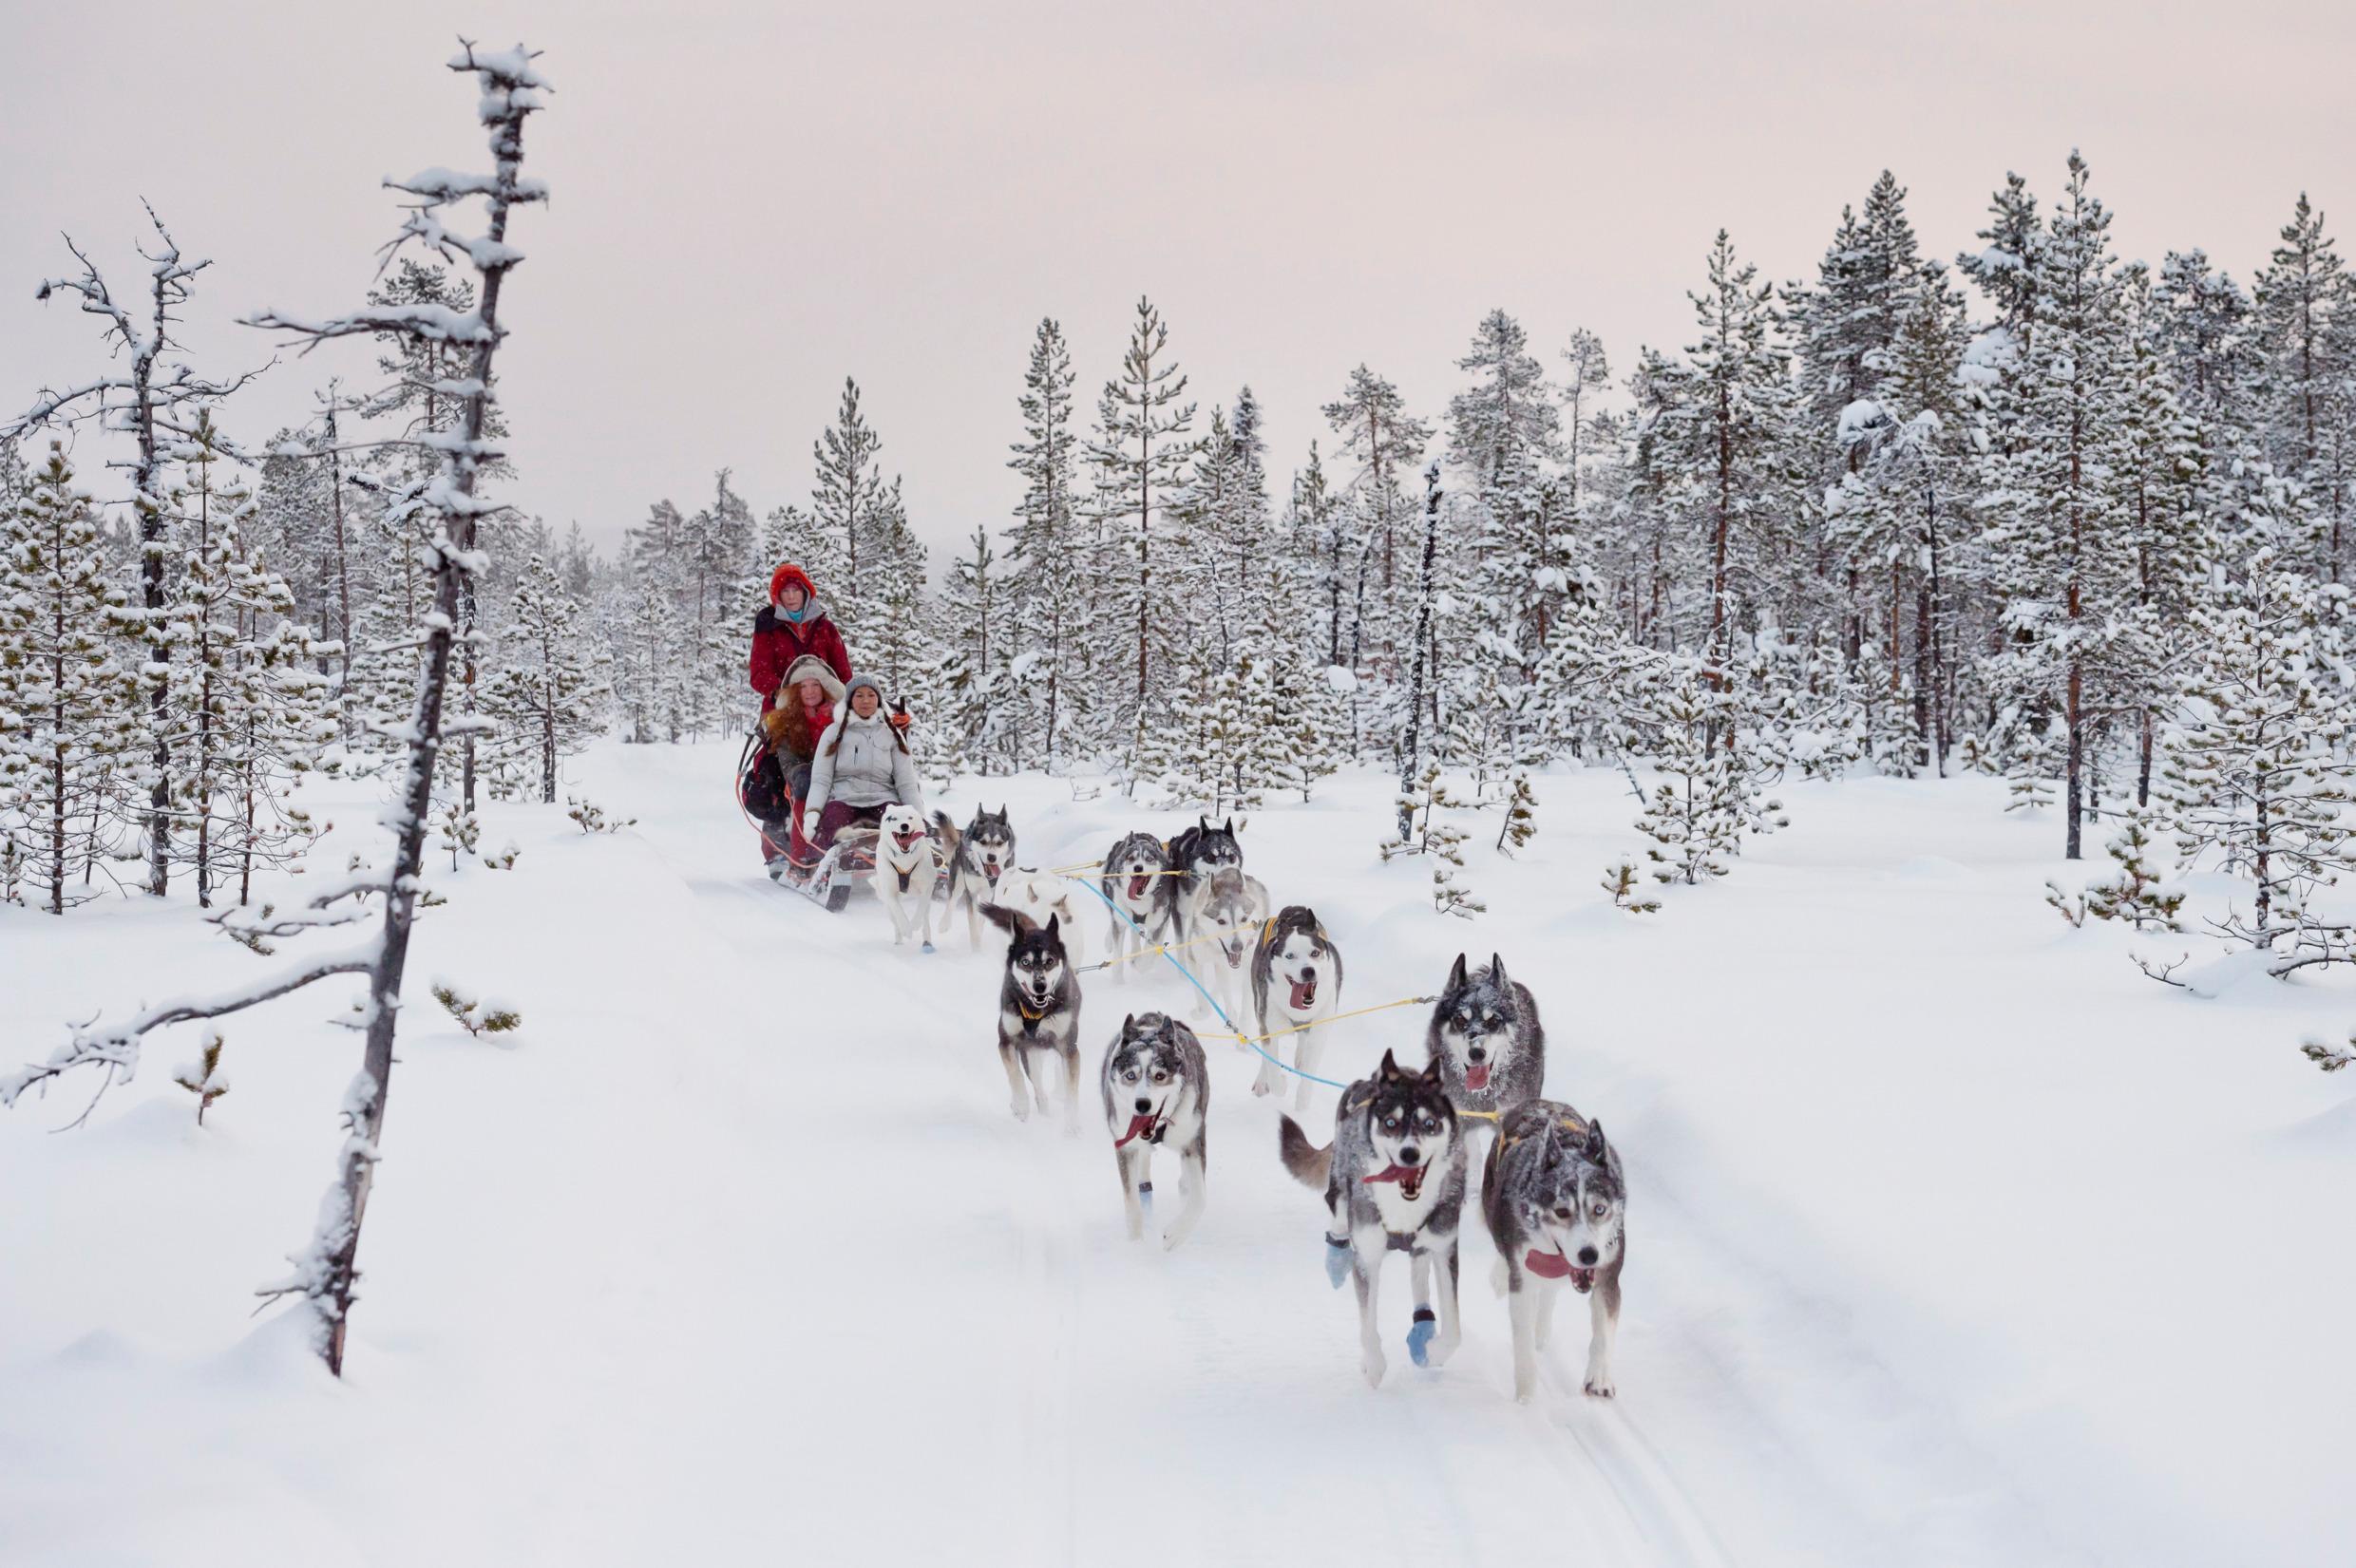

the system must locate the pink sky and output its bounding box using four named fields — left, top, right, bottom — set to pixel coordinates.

left=5, top=0, right=2350, bottom=562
